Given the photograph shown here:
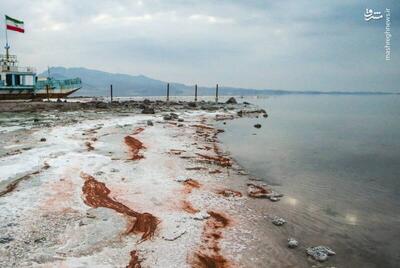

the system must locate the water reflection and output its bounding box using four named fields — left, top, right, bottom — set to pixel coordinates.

left=345, top=213, right=358, bottom=225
